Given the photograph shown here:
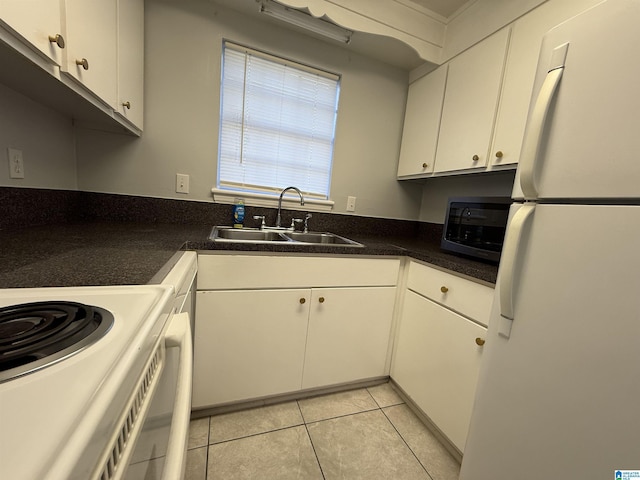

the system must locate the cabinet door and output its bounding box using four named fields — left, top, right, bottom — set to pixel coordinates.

left=61, top=0, right=117, bottom=106
left=301, top=287, right=396, bottom=389
left=397, top=65, right=447, bottom=178
left=0, top=0, right=64, bottom=66
left=488, top=0, right=602, bottom=169
left=391, top=290, right=486, bottom=452
left=192, top=289, right=310, bottom=408
left=434, top=28, right=509, bottom=174
left=115, top=0, right=143, bottom=129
